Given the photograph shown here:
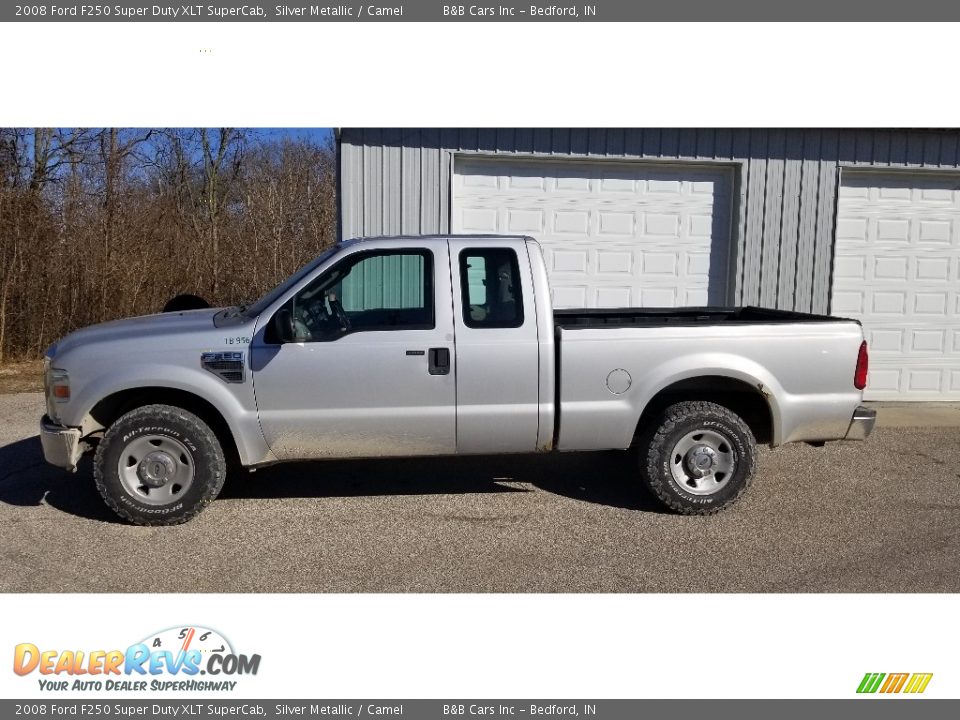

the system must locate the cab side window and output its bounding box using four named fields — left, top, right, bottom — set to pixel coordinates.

left=459, top=248, right=524, bottom=328
left=284, top=249, right=434, bottom=341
